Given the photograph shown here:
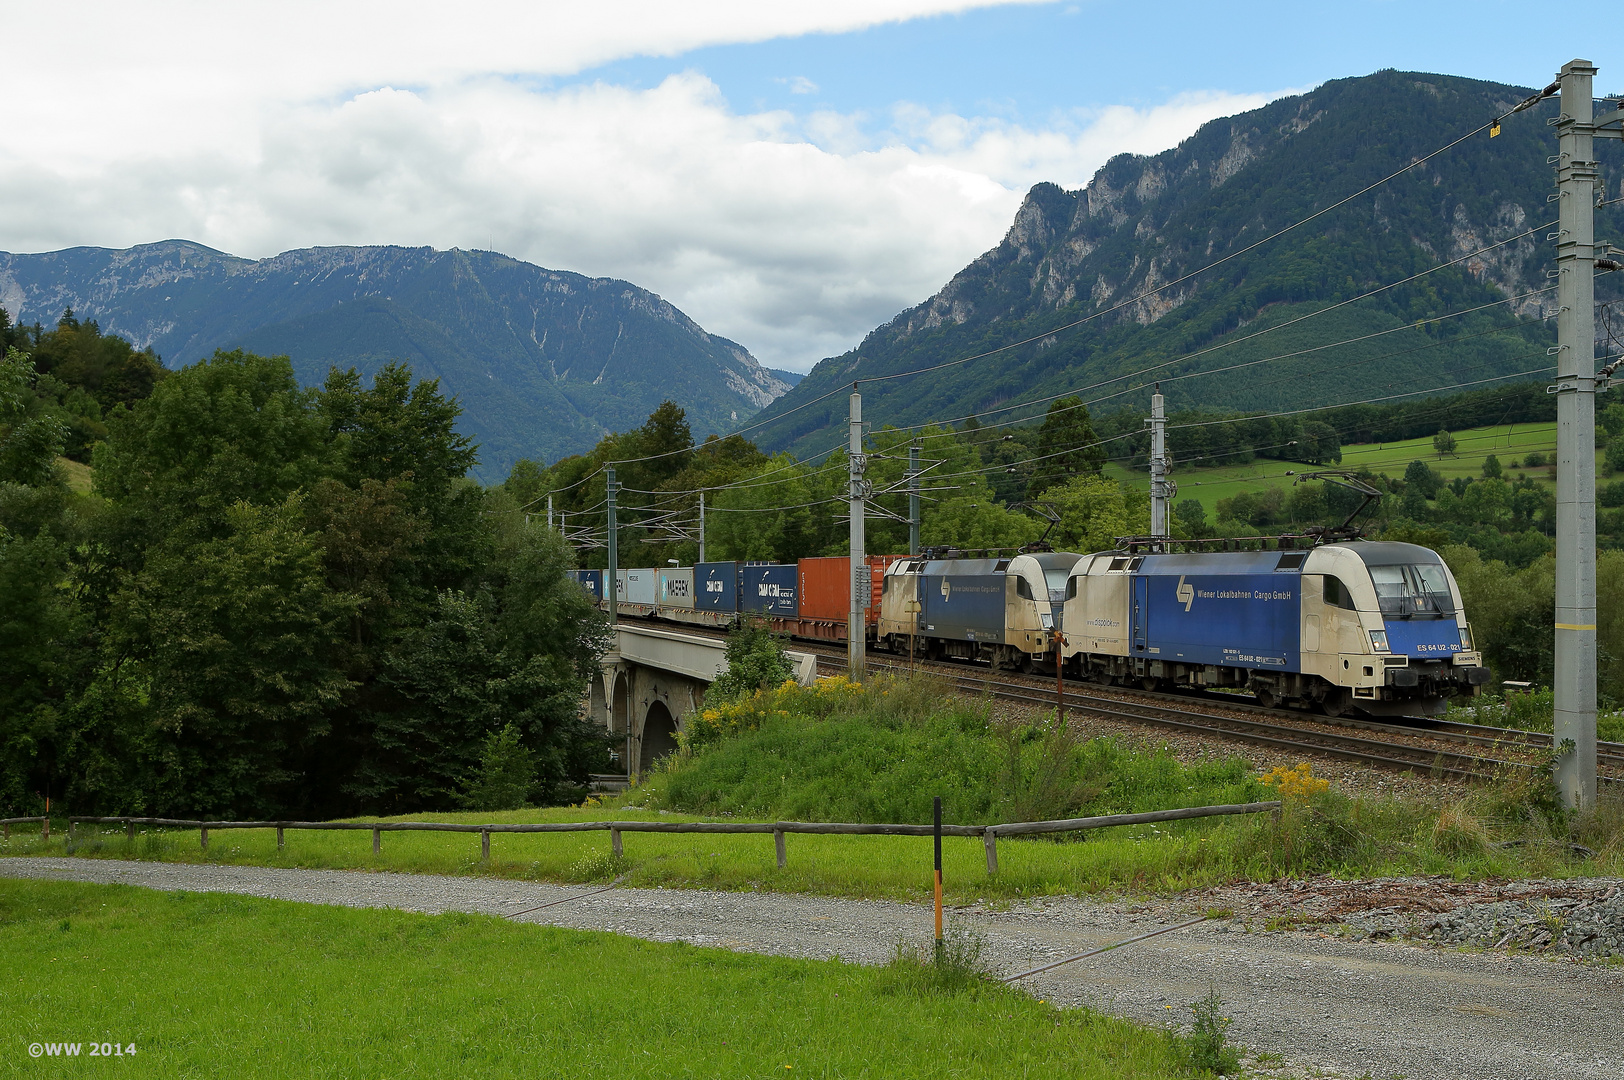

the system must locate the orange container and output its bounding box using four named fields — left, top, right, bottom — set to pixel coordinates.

left=798, top=556, right=904, bottom=624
